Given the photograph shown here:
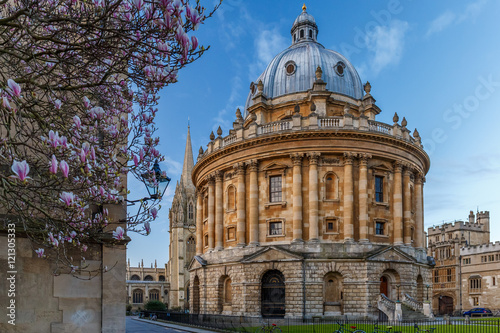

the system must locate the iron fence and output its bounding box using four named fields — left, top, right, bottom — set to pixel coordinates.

left=139, top=311, right=500, bottom=333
